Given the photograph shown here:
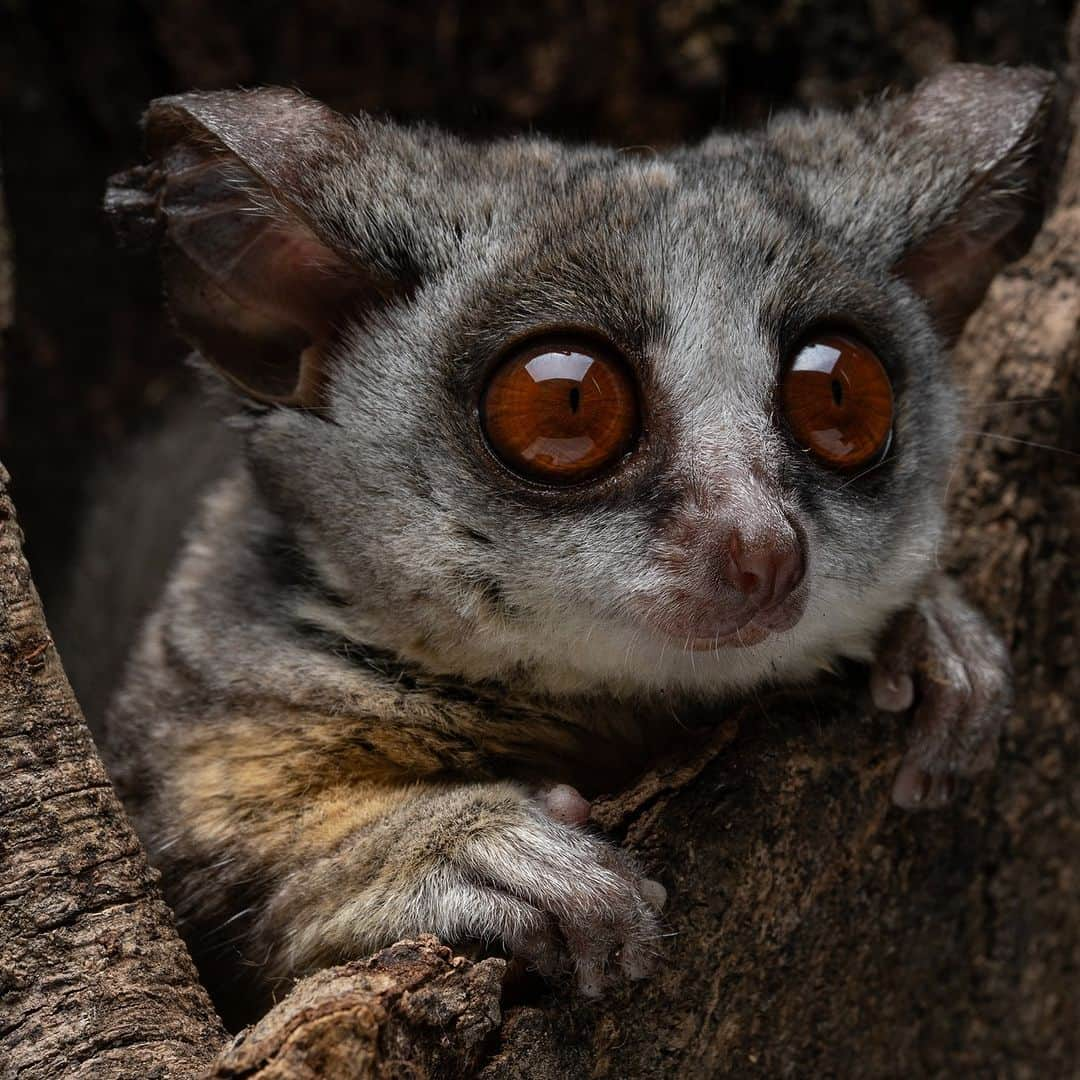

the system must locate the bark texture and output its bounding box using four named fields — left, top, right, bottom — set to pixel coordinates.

left=0, top=460, right=227, bottom=1076
left=208, top=938, right=504, bottom=1080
